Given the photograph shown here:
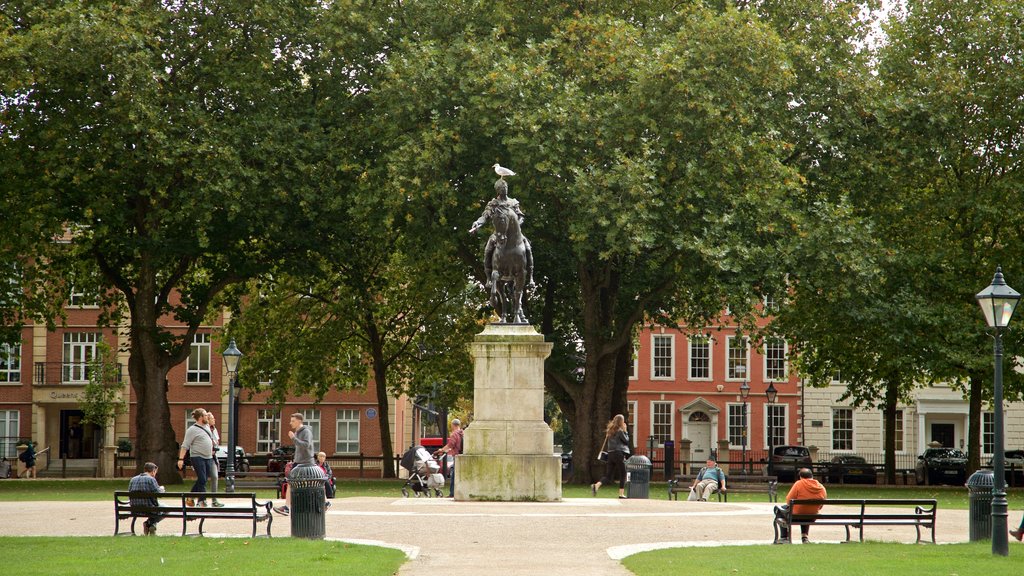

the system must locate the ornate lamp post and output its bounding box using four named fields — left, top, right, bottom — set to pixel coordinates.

left=976, top=267, right=1020, bottom=556
left=740, top=380, right=750, bottom=474
left=765, top=382, right=778, bottom=476
left=222, top=339, right=243, bottom=493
